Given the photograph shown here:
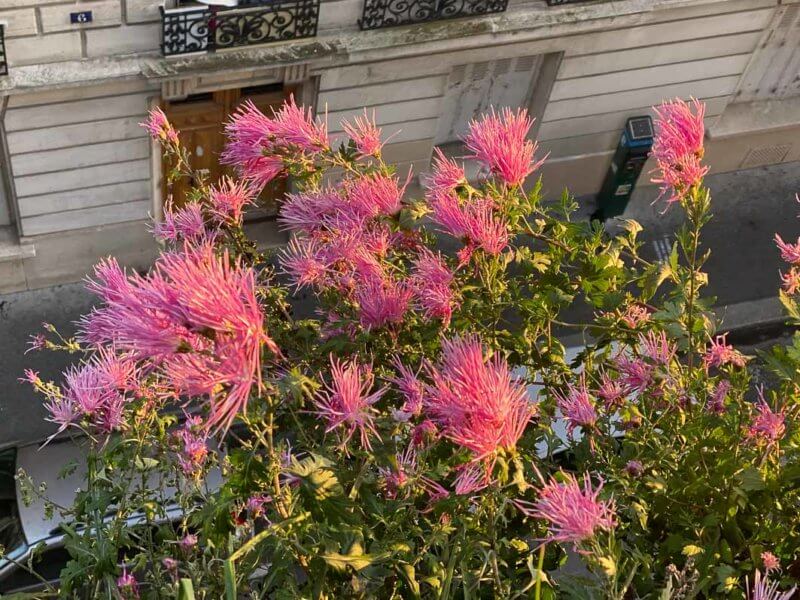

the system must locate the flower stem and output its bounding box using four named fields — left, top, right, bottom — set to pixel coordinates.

left=534, top=543, right=546, bottom=600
